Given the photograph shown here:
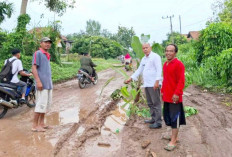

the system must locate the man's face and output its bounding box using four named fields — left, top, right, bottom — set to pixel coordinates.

left=165, top=45, right=176, bottom=61
left=142, top=44, right=151, bottom=56
left=15, top=53, right=21, bottom=59
left=40, top=41, right=52, bottom=50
